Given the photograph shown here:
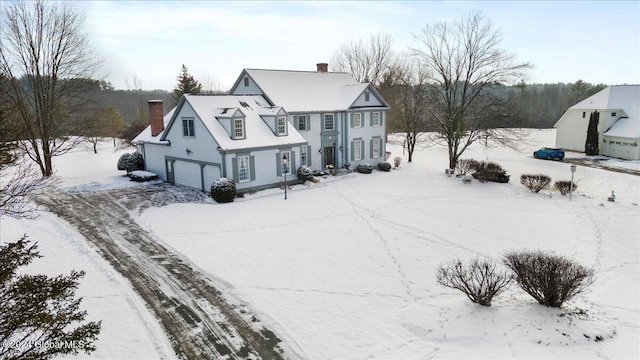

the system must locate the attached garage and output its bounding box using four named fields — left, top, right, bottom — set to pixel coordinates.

left=173, top=160, right=202, bottom=190
left=202, top=165, right=221, bottom=192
